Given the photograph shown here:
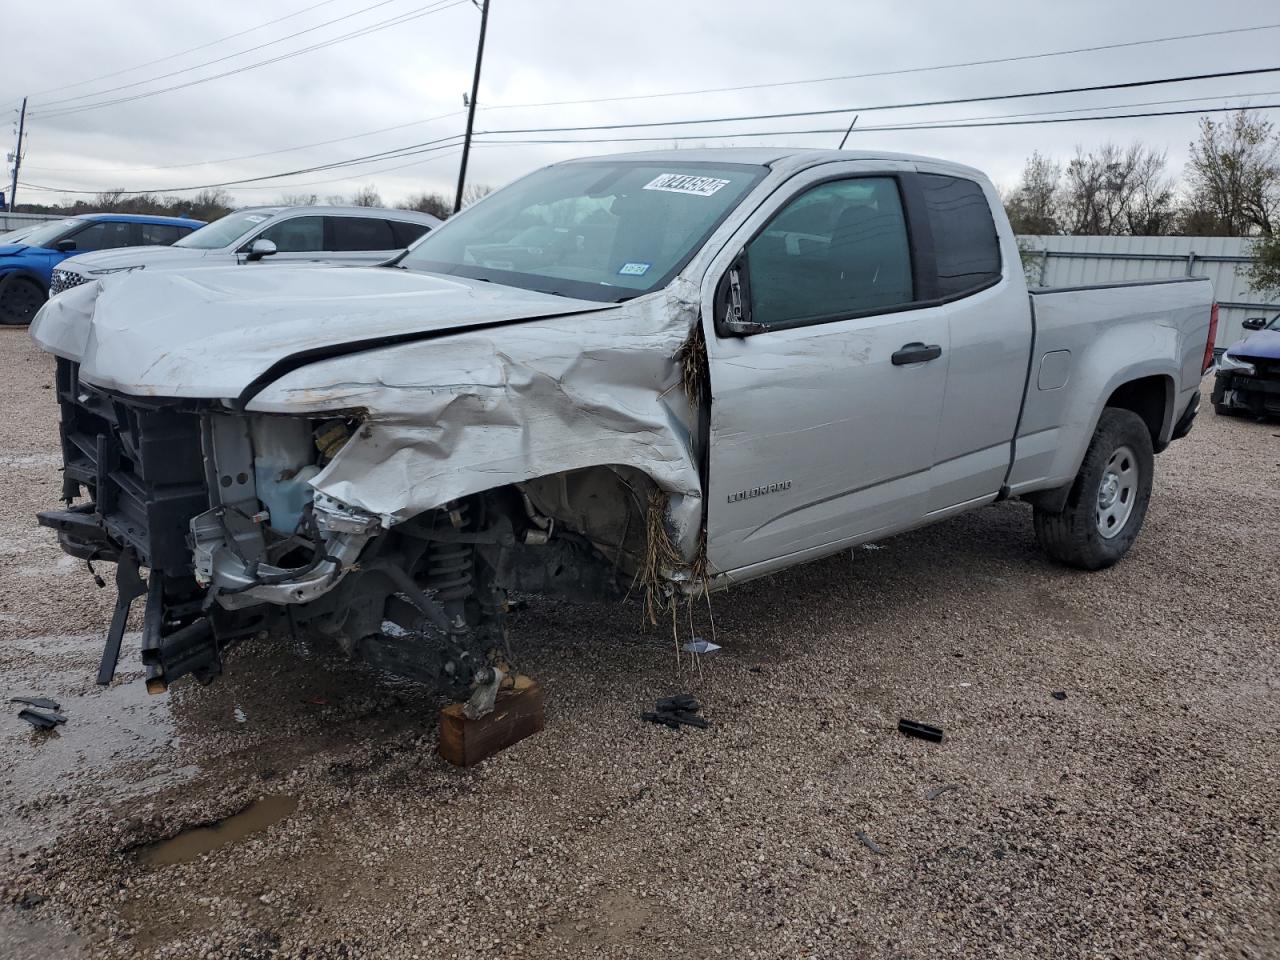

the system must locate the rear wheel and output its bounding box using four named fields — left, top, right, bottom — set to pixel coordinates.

left=1033, top=408, right=1154, bottom=570
left=0, top=274, right=47, bottom=325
